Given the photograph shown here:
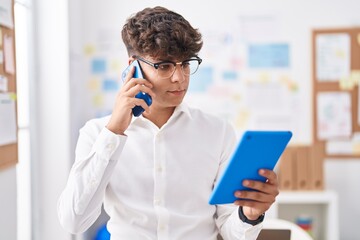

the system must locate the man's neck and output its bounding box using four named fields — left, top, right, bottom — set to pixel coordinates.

left=143, top=105, right=176, bottom=129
